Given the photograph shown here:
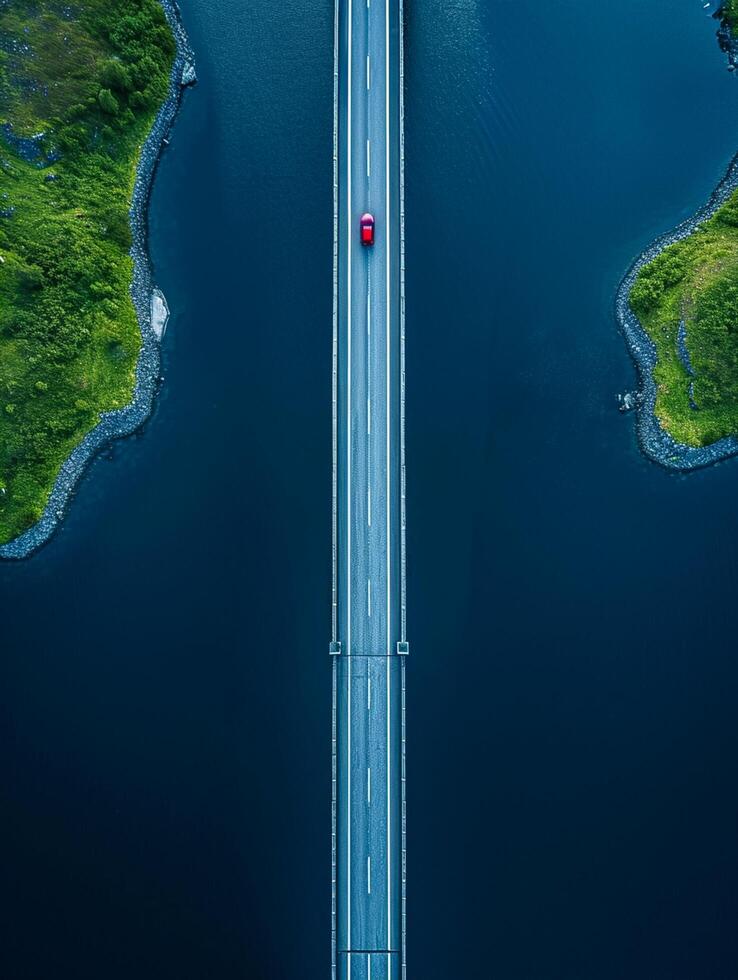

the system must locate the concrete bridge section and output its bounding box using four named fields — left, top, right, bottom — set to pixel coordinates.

left=330, top=0, right=406, bottom=977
